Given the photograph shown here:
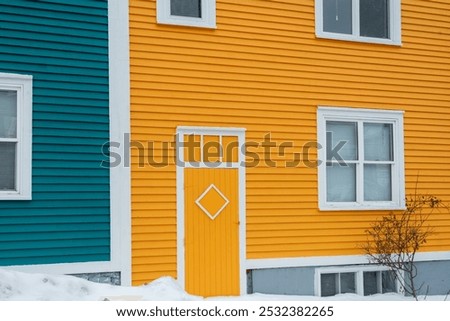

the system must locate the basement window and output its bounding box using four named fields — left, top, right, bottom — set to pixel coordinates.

left=316, top=266, right=401, bottom=297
